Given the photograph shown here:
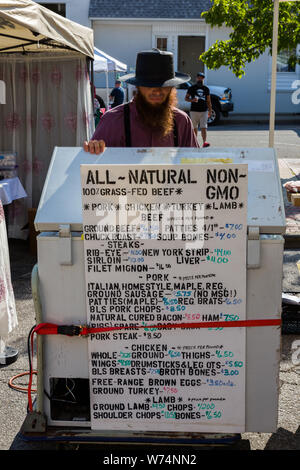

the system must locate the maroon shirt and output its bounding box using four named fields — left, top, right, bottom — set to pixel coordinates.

left=92, top=100, right=199, bottom=148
